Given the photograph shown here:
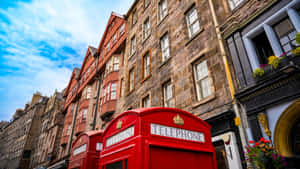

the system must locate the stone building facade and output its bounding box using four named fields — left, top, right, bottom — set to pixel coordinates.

left=116, top=0, right=247, bottom=169
left=29, top=91, right=65, bottom=169
left=0, top=92, right=48, bottom=169
left=217, top=0, right=300, bottom=168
